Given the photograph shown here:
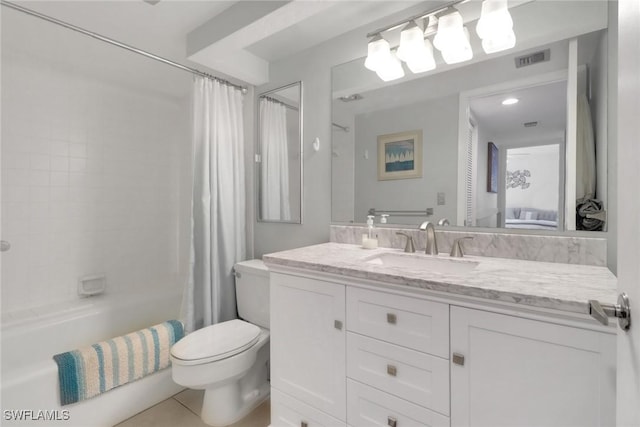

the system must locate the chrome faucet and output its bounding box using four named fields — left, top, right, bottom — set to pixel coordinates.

left=450, top=236, right=473, bottom=258
left=396, top=232, right=415, bottom=253
left=418, top=221, right=438, bottom=255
